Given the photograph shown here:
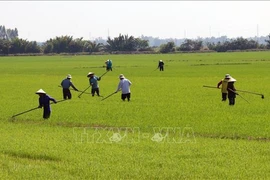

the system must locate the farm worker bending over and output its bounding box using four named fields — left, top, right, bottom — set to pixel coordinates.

left=158, top=60, right=164, bottom=71
left=217, top=74, right=231, bottom=101
left=105, top=59, right=113, bottom=71
left=61, top=74, right=79, bottom=99
left=227, top=76, right=237, bottom=106
left=115, top=74, right=132, bottom=101
left=36, top=89, right=57, bottom=119
left=87, top=72, right=101, bottom=97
